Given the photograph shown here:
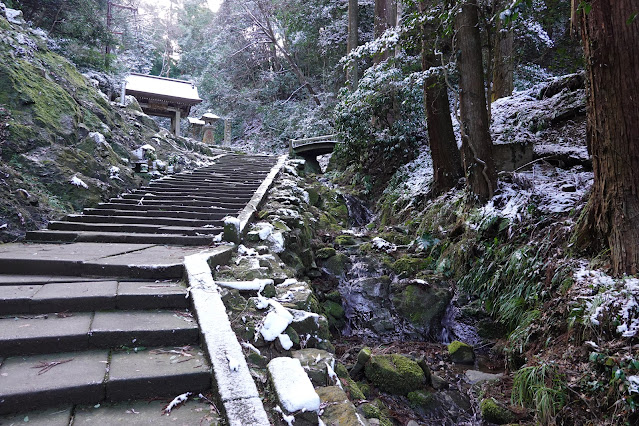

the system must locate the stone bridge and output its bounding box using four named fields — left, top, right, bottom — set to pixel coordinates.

left=290, top=134, right=340, bottom=172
